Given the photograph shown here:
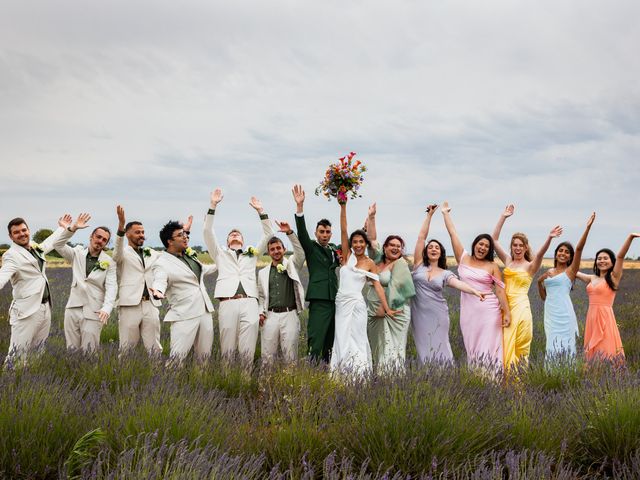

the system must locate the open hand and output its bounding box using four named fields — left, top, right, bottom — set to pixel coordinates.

left=426, top=204, right=438, bottom=215
left=587, top=212, right=596, bottom=228
left=249, top=196, right=264, bottom=214
left=549, top=225, right=563, bottom=238
left=367, top=202, right=377, bottom=218
left=292, top=184, right=305, bottom=206
left=73, top=213, right=91, bottom=231
left=275, top=220, right=292, bottom=234
left=210, top=188, right=223, bottom=208
left=58, top=214, right=73, bottom=229
left=116, top=205, right=126, bottom=229
left=502, top=204, right=515, bottom=218
left=441, top=201, right=451, bottom=214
